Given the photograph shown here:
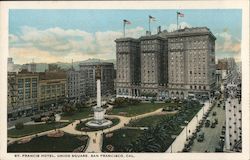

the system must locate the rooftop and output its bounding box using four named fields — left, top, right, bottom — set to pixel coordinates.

left=115, top=27, right=216, bottom=41
left=39, top=72, right=66, bottom=80
left=79, top=61, right=114, bottom=66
